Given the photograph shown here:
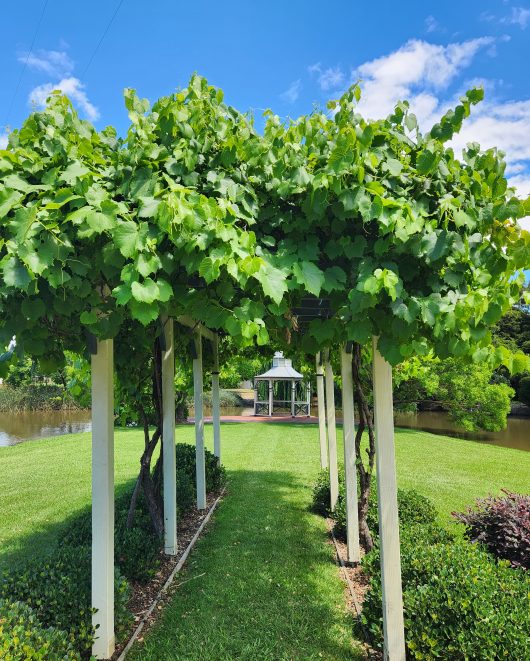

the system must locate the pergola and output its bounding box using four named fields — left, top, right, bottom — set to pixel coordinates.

left=253, top=351, right=311, bottom=416
left=90, top=318, right=405, bottom=660
left=90, top=313, right=222, bottom=658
